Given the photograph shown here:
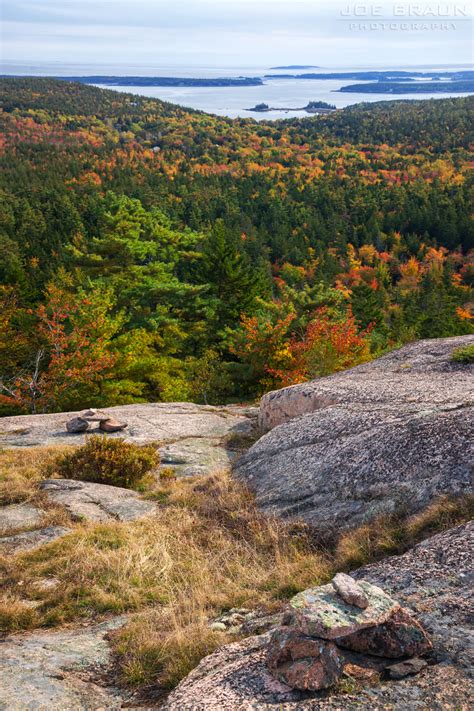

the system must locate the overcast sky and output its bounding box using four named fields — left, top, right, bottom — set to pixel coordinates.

left=1, top=0, right=473, bottom=70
